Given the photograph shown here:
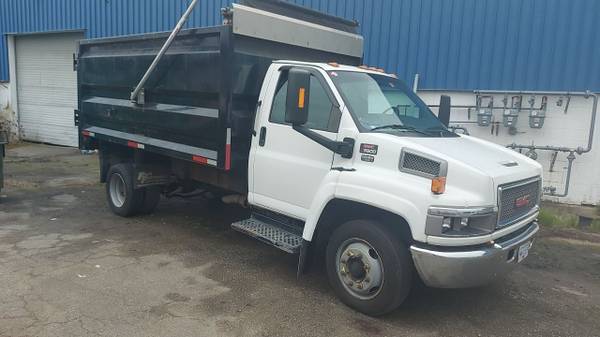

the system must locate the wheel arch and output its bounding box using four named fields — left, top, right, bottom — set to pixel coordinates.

left=98, top=141, right=135, bottom=183
left=300, top=198, right=416, bottom=274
